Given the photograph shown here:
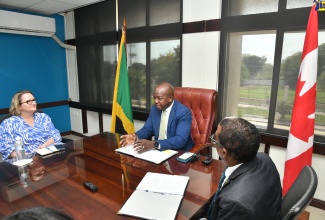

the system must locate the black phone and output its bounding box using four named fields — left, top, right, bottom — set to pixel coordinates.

left=202, top=157, right=213, bottom=165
